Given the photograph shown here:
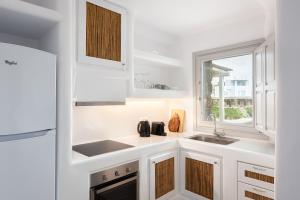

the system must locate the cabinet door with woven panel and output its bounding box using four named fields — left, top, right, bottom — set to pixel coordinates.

left=150, top=151, right=177, bottom=200
left=86, top=2, right=121, bottom=61
left=181, top=151, right=221, bottom=200
left=78, top=0, right=127, bottom=69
